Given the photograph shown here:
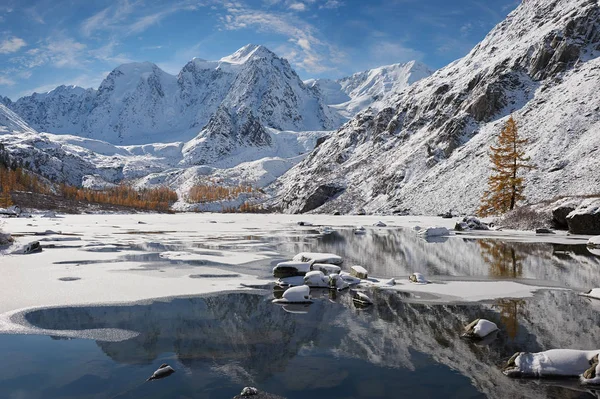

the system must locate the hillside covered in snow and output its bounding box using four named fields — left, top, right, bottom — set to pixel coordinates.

left=275, top=0, right=600, bottom=215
